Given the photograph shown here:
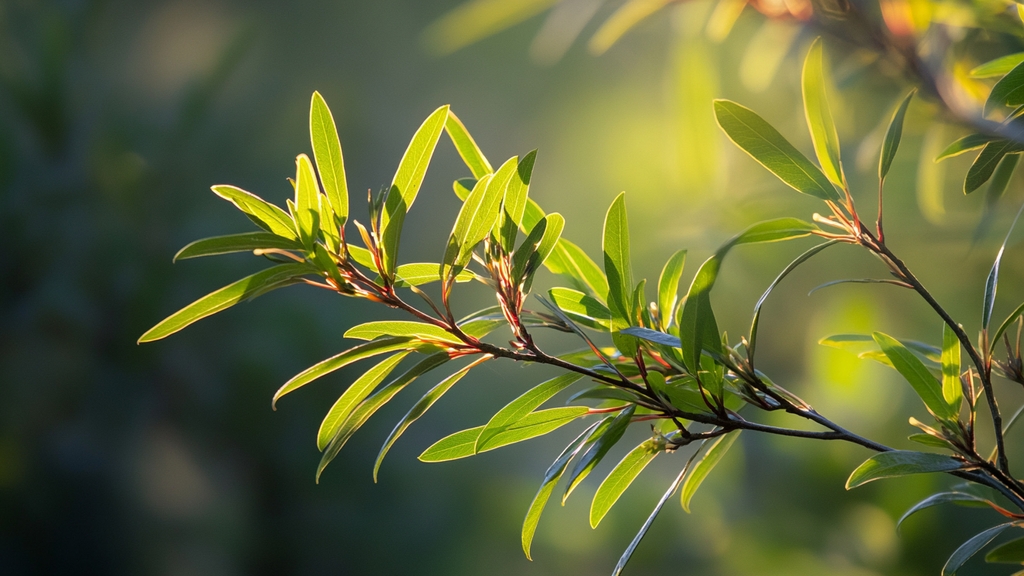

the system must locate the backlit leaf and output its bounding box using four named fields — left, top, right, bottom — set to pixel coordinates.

left=802, top=38, right=844, bottom=186
left=498, top=151, right=536, bottom=252
left=879, top=90, right=914, bottom=181
left=294, top=154, right=321, bottom=251
left=943, top=523, right=1016, bottom=575
left=936, top=134, right=998, bottom=162
left=309, top=91, right=348, bottom=224
left=681, top=430, right=740, bottom=512
left=603, top=192, right=634, bottom=328
left=874, top=332, right=957, bottom=421
left=444, top=110, right=493, bottom=179
left=211, top=185, right=298, bottom=240
left=418, top=407, right=590, bottom=462
left=477, top=373, right=584, bottom=453
left=442, top=157, right=515, bottom=280
left=173, top=232, right=301, bottom=261
left=590, top=438, right=661, bottom=527
left=317, top=352, right=410, bottom=450
left=971, top=53, right=1024, bottom=78
left=986, top=60, right=1024, bottom=112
